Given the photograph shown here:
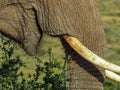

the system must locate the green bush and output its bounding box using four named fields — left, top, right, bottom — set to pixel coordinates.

left=0, top=35, right=25, bottom=90
left=0, top=35, right=67, bottom=90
